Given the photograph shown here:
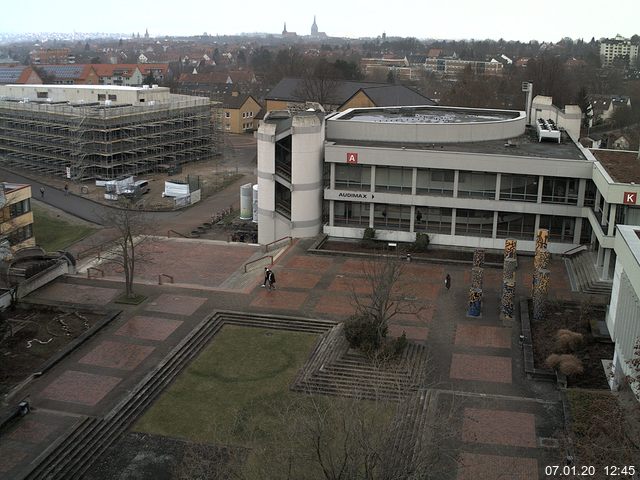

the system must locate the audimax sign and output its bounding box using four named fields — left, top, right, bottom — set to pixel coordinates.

left=337, top=192, right=371, bottom=199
